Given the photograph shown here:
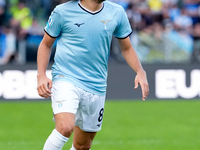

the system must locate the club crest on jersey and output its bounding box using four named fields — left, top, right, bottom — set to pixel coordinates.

left=100, top=20, right=111, bottom=30
left=58, top=103, right=62, bottom=108
left=56, top=100, right=64, bottom=108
